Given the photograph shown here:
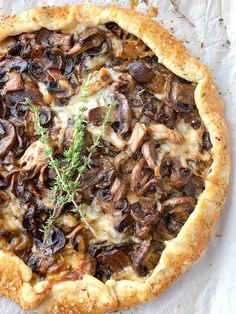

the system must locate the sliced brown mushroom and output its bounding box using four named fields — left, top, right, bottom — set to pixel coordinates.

left=0, top=119, right=16, bottom=158
left=169, top=160, right=192, bottom=188
left=88, top=106, right=107, bottom=125
left=161, top=196, right=196, bottom=236
left=3, top=72, right=24, bottom=93
left=35, top=48, right=63, bottom=70
left=136, top=178, right=160, bottom=197
left=48, top=32, right=73, bottom=51
left=47, top=69, right=74, bottom=99
left=172, top=81, right=196, bottom=107
left=6, top=82, right=44, bottom=105
left=87, top=125, right=126, bottom=151
left=132, top=241, right=161, bottom=276
left=148, top=123, right=183, bottom=144
left=130, top=158, right=146, bottom=193
left=141, top=140, right=158, bottom=170
left=27, top=252, right=55, bottom=274
left=96, top=189, right=116, bottom=215
left=127, top=122, right=147, bottom=154
left=111, top=177, right=128, bottom=203
left=161, top=196, right=196, bottom=215
left=113, top=151, right=130, bottom=171
left=130, top=202, right=159, bottom=239
left=129, top=60, right=155, bottom=83
left=115, top=92, right=132, bottom=134
left=68, top=28, right=105, bottom=56
left=18, top=140, right=49, bottom=172
left=88, top=242, right=131, bottom=280
left=0, top=190, right=10, bottom=206
left=88, top=68, right=113, bottom=95
left=0, top=56, right=27, bottom=74
left=202, top=131, right=212, bottom=151
left=114, top=211, right=134, bottom=233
